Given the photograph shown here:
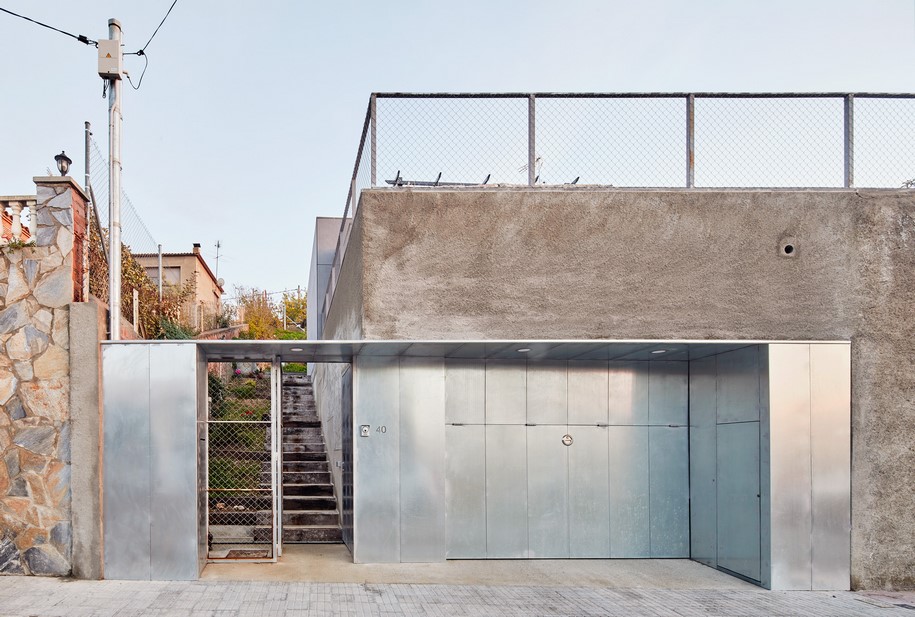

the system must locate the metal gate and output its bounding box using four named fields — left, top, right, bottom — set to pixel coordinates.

left=206, top=359, right=281, bottom=561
